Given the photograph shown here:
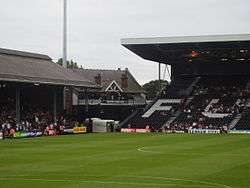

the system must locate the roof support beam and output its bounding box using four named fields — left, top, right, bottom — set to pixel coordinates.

left=53, top=88, right=57, bottom=124
left=15, top=86, right=20, bottom=124
left=158, top=62, right=161, bottom=92
left=85, top=89, right=89, bottom=116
